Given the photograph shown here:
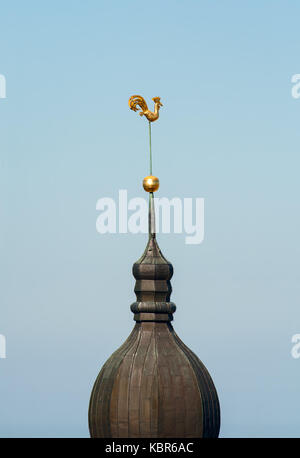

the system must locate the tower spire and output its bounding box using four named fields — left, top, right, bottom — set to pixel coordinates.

left=149, top=192, right=155, bottom=237
left=88, top=95, right=220, bottom=438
